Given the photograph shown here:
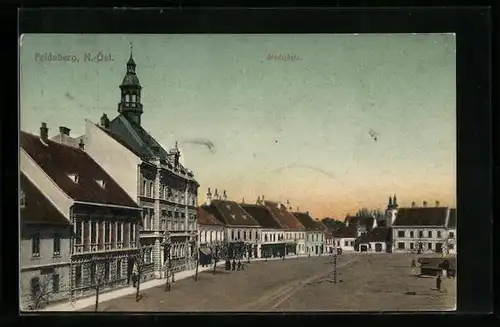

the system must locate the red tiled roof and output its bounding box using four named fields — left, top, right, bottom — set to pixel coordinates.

left=20, top=172, right=69, bottom=225
left=292, top=212, right=325, bottom=231
left=393, top=207, right=448, bottom=226
left=197, top=206, right=223, bottom=226
left=21, top=131, right=139, bottom=208
left=240, top=204, right=283, bottom=229
left=264, top=201, right=305, bottom=230
left=202, top=200, right=260, bottom=227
